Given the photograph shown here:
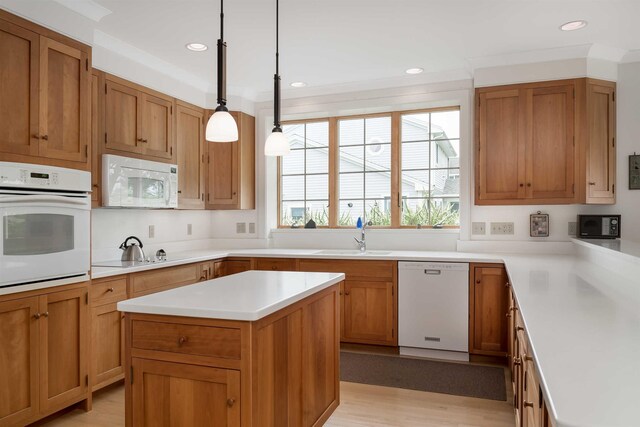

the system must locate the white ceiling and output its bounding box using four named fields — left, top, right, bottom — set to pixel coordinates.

left=10, top=0, right=640, bottom=101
